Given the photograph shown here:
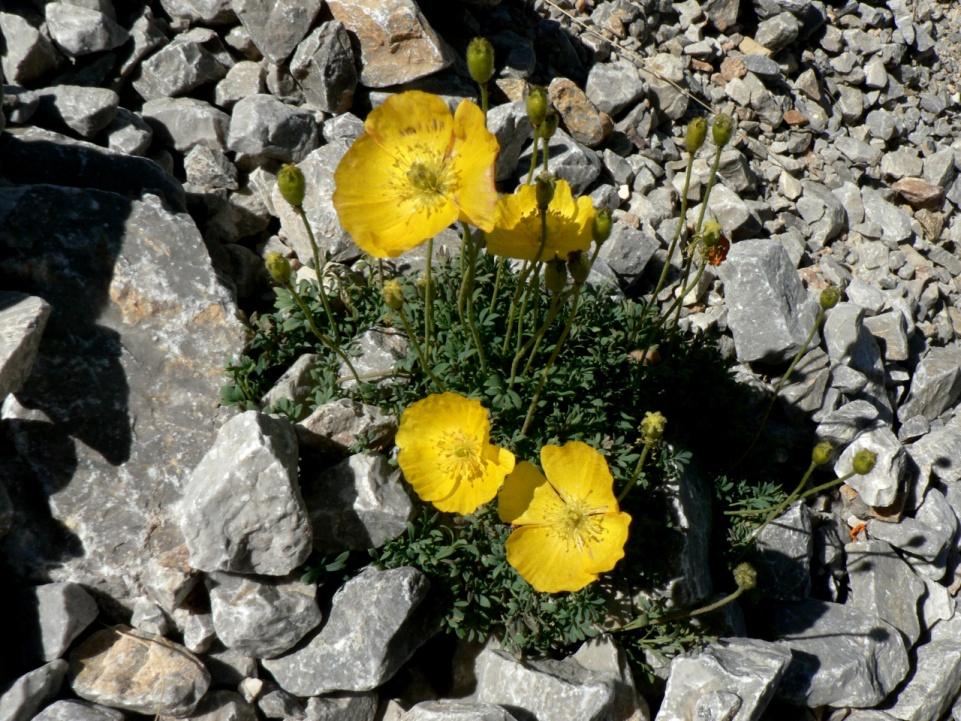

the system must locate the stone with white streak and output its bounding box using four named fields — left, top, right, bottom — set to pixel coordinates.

left=296, top=398, right=396, bottom=453
left=227, top=94, right=320, bottom=163
left=44, top=3, right=128, bottom=57
left=133, top=29, right=233, bottom=101
left=402, top=702, right=519, bottom=721
left=834, top=427, right=904, bottom=508
left=290, top=21, right=358, bottom=114
left=897, top=345, right=961, bottom=423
